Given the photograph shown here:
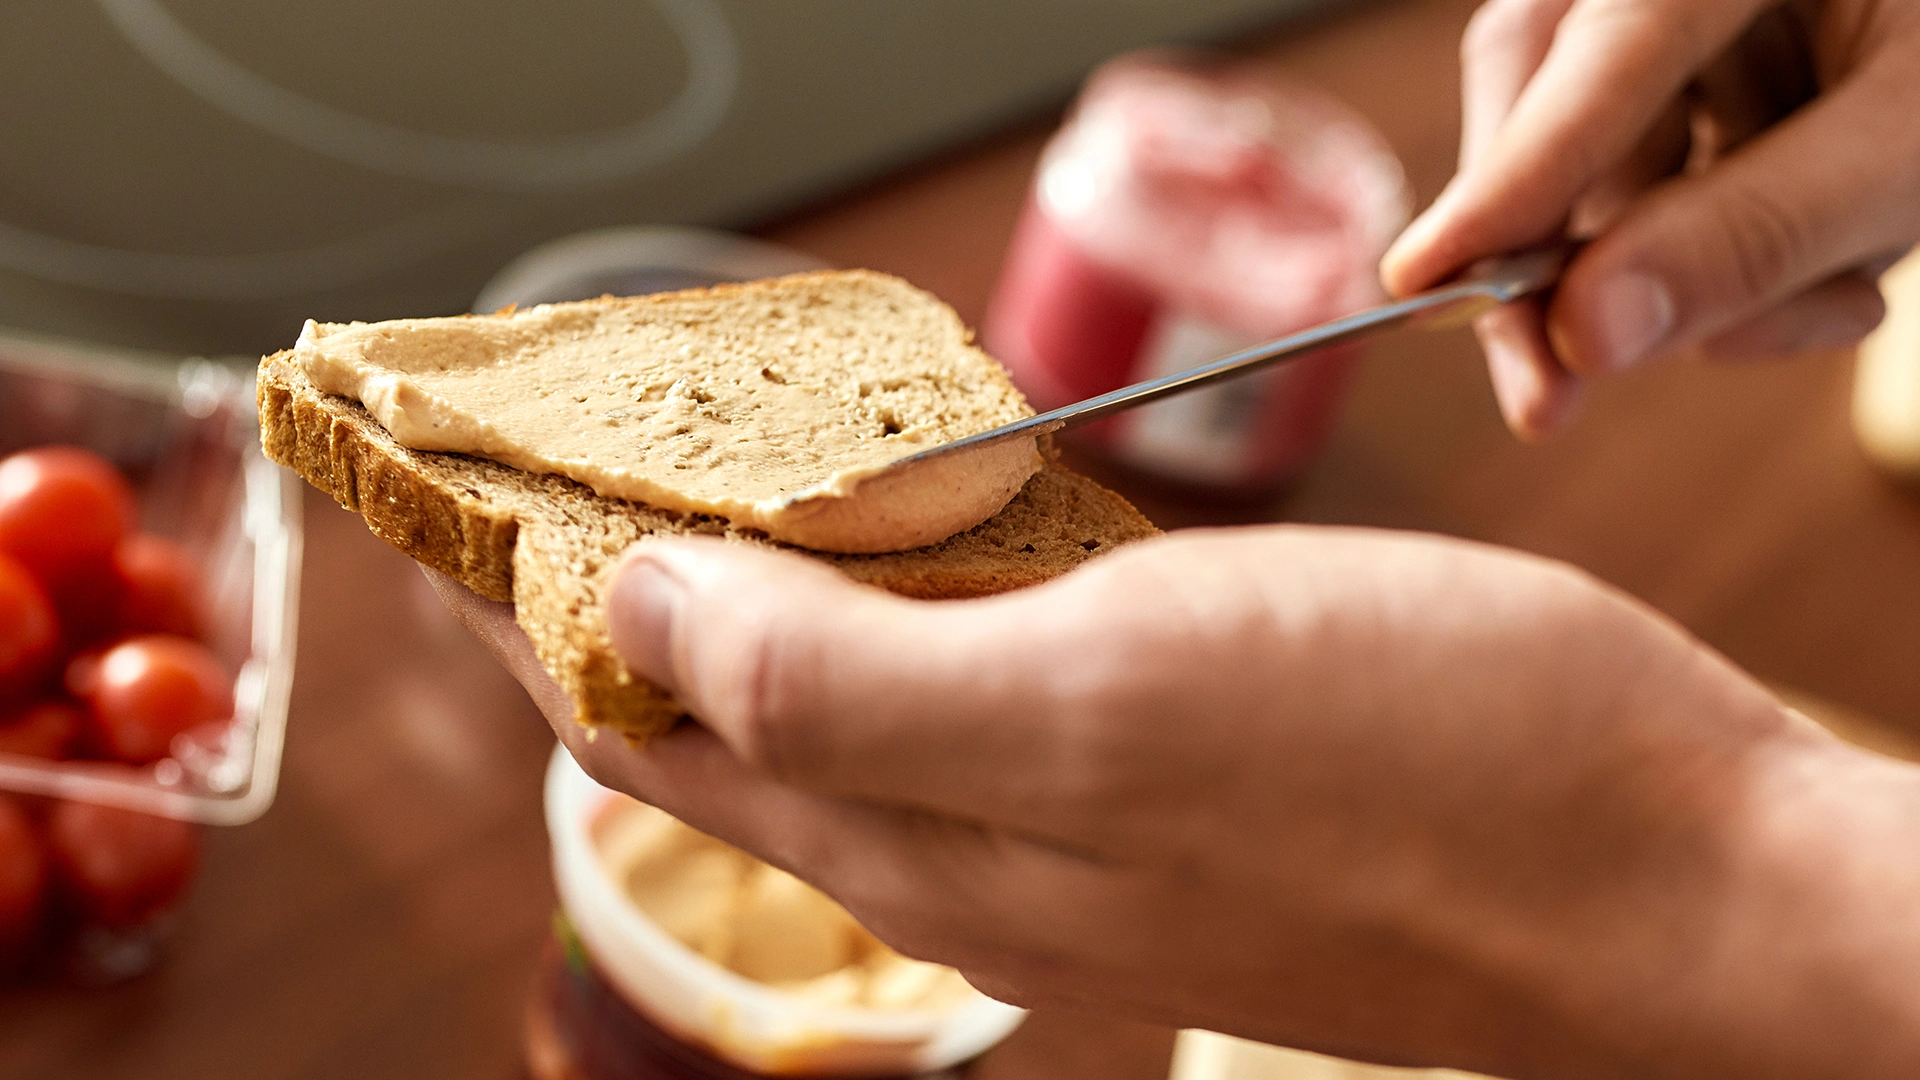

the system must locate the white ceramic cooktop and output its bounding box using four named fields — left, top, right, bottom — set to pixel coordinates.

left=0, top=0, right=1347, bottom=353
